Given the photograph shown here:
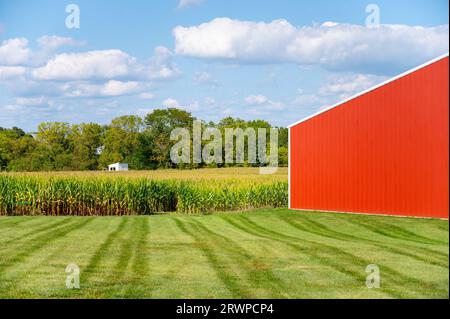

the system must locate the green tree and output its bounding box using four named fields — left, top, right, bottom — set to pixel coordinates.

left=99, top=115, right=145, bottom=169
left=35, top=122, right=72, bottom=170
left=0, top=110, right=289, bottom=171
left=0, top=127, right=39, bottom=171
left=144, top=108, right=195, bottom=168
left=68, top=123, right=104, bottom=170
